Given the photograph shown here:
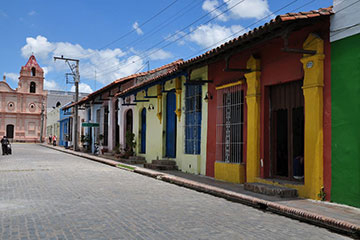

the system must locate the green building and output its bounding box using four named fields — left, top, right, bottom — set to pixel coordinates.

left=330, top=0, right=360, bottom=207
